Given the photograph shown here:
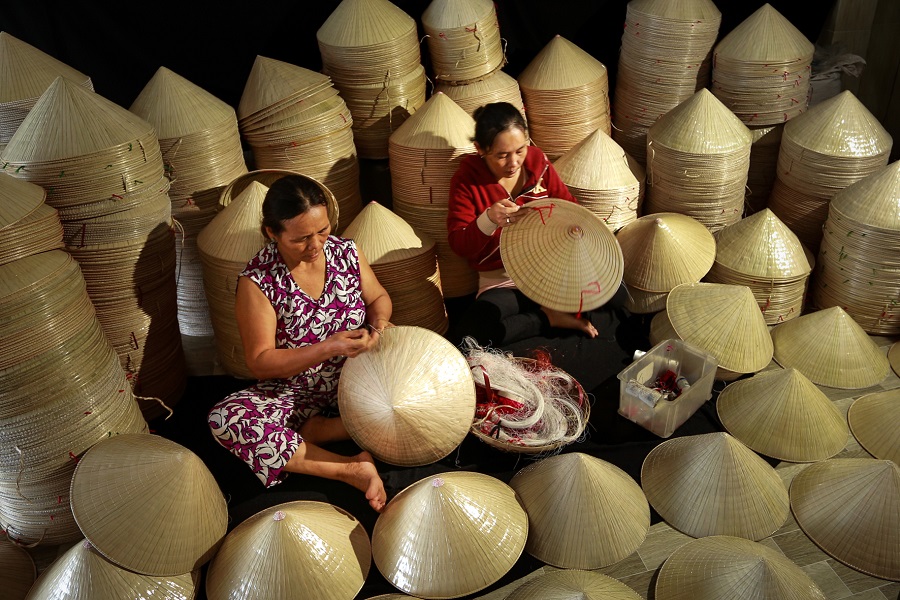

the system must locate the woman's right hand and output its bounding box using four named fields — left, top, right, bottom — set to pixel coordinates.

left=329, top=329, right=373, bottom=359
left=487, top=199, right=520, bottom=227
